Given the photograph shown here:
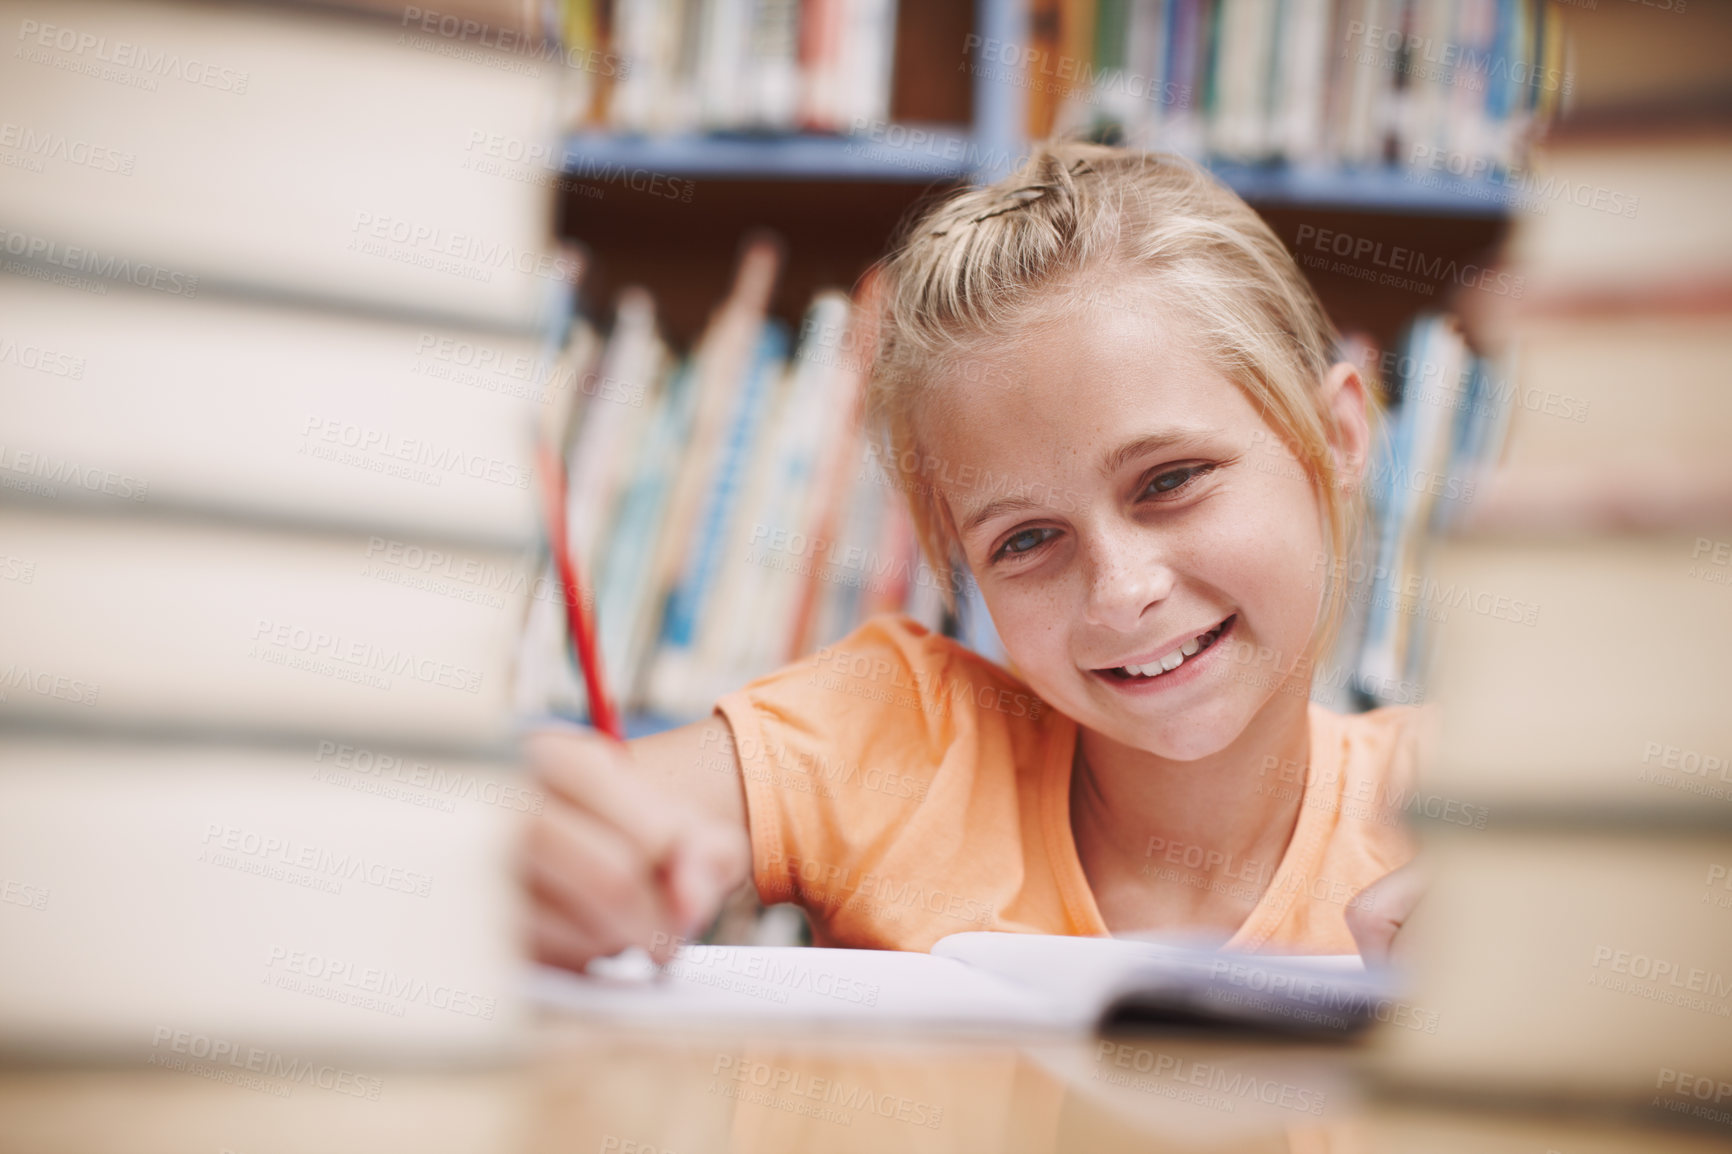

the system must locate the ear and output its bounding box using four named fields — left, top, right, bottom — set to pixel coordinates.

left=1321, top=361, right=1371, bottom=494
